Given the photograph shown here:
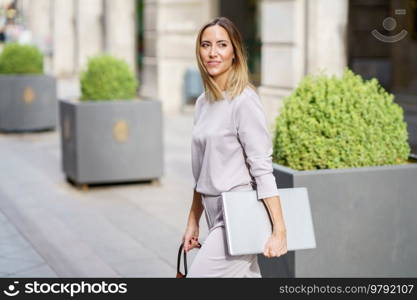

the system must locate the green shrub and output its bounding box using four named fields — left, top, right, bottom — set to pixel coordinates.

left=80, top=54, right=138, bottom=101
left=0, top=43, right=43, bottom=74
left=272, top=69, right=410, bottom=170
